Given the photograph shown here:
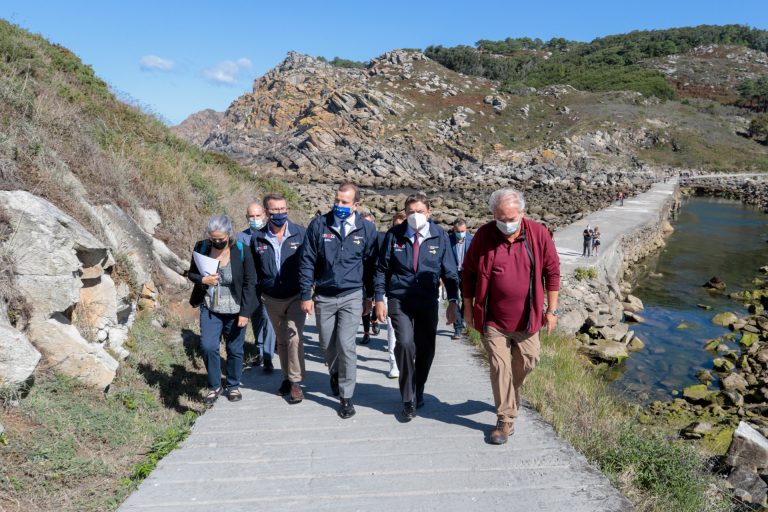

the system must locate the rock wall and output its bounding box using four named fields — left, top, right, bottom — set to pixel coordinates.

left=0, top=190, right=189, bottom=391
left=680, top=175, right=768, bottom=210
left=557, top=186, right=679, bottom=363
